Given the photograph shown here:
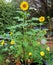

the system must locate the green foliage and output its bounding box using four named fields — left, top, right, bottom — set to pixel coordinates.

left=0, top=55, right=5, bottom=65
left=0, top=0, right=17, bottom=34
left=6, top=9, right=52, bottom=65
left=0, top=1, right=53, bottom=65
